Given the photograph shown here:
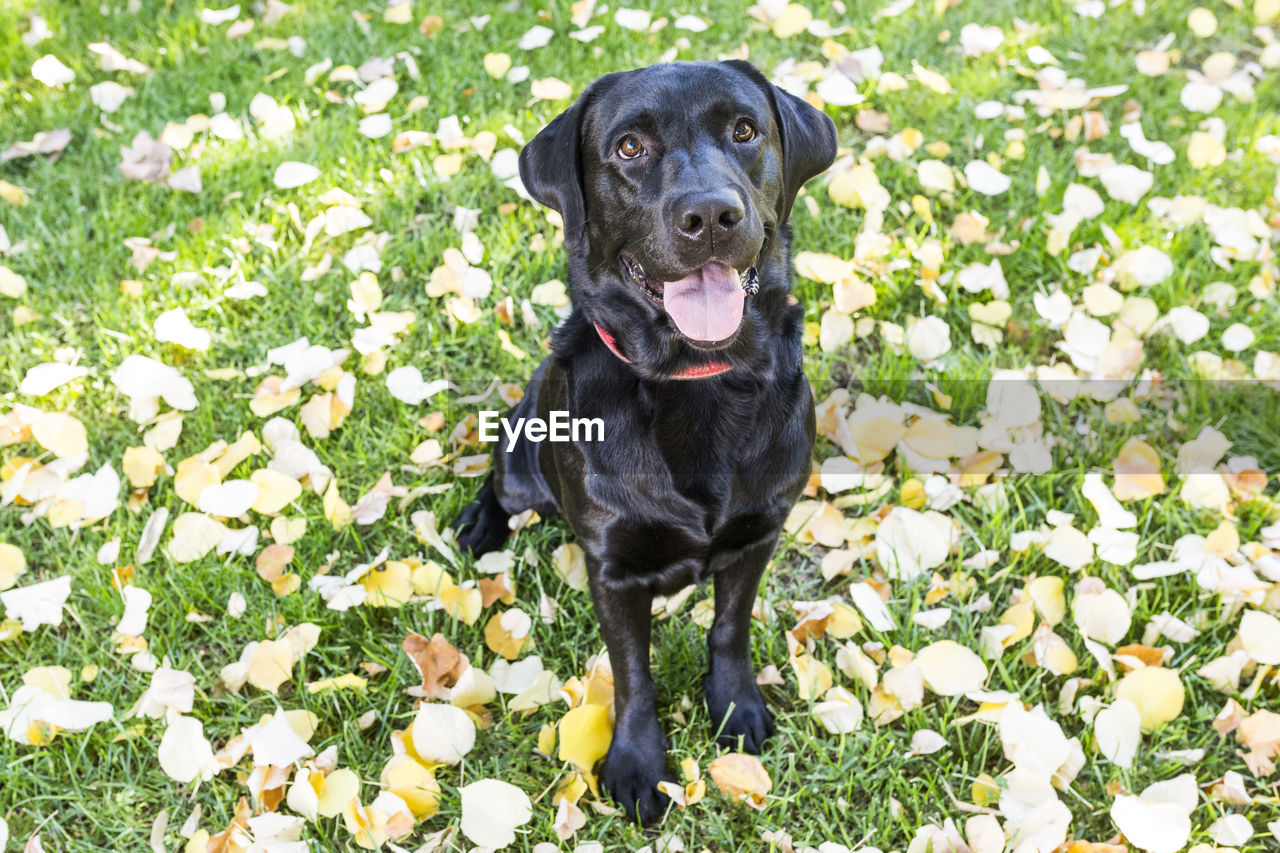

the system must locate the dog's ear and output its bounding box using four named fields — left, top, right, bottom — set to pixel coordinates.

left=519, top=92, right=591, bottom=246
left=725, top=60, right=838, bottom=221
